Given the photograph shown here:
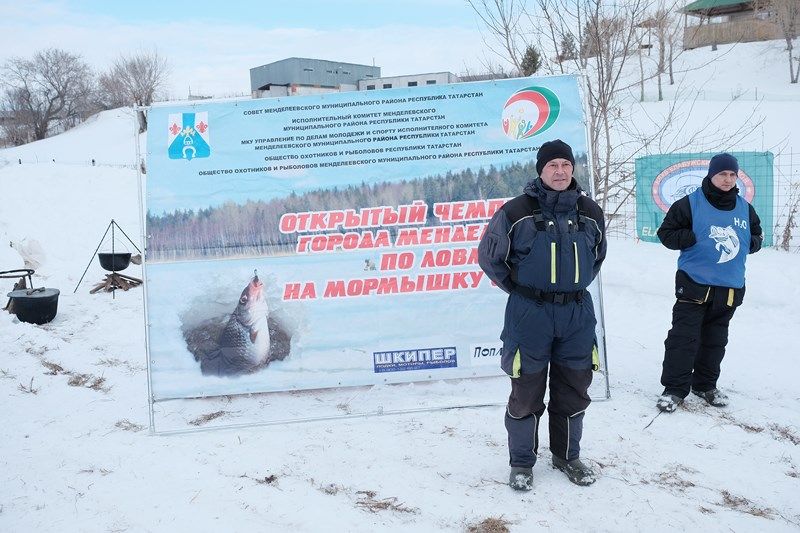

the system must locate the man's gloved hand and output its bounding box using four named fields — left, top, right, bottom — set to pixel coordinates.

left=749, top=234, right=763, bottom=254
